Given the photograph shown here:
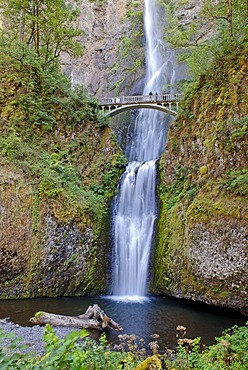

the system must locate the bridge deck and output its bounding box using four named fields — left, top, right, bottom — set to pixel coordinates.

left=98, top=93, right=182, bottom=117
left=98, top=93, right=182, bottom=106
